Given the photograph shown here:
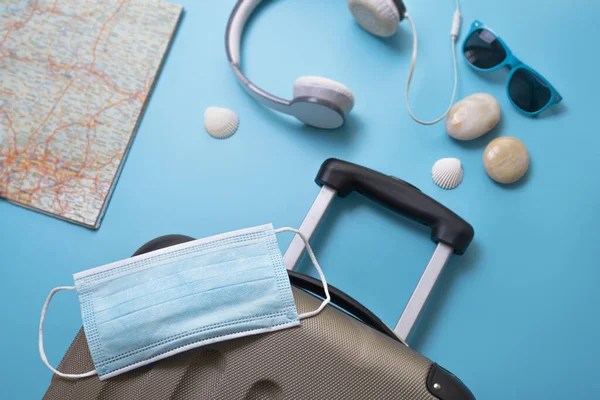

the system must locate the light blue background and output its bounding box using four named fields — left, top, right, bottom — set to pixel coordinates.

left=1, top=0, right=597, bottom=398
